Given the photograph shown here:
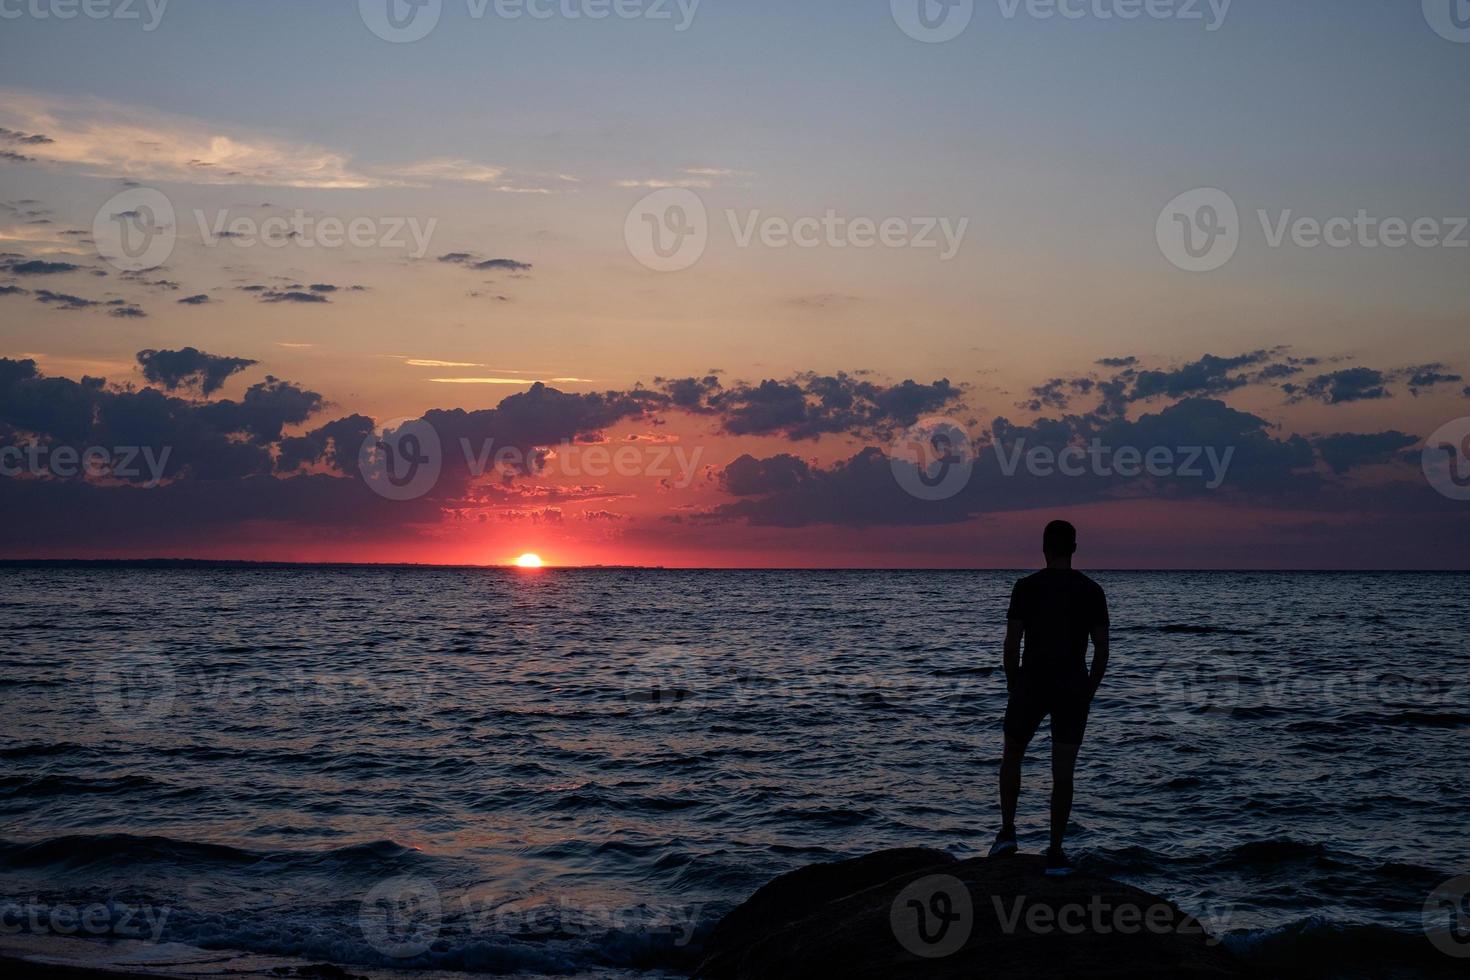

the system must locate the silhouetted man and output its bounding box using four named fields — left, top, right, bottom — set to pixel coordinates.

left=989, top=520, right=1109, bottom=876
